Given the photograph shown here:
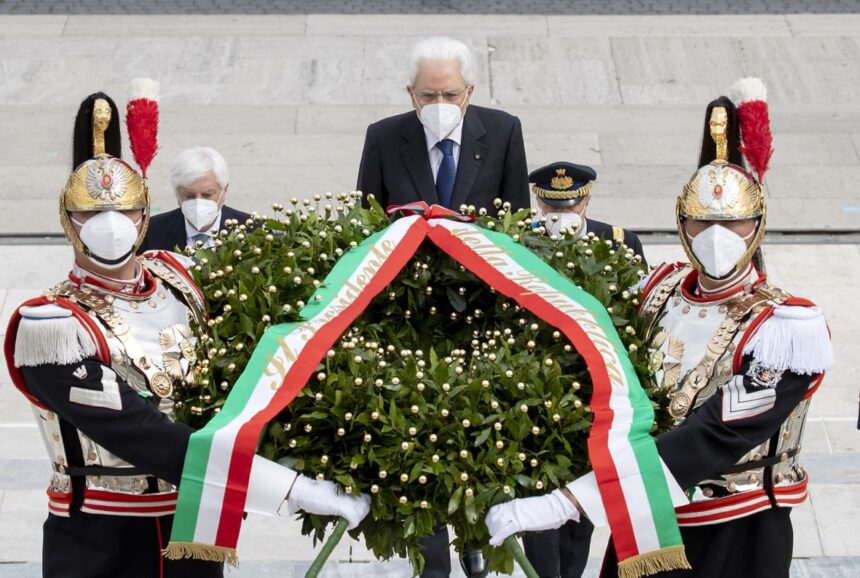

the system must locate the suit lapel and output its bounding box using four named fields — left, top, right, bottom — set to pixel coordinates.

left=166, top=209, right=188, bottom=251
left=219, top=207, right=235, bottom=228
left=450, top=107, right=487, bottom=211
left=400, top=115, right=439, bottom=205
